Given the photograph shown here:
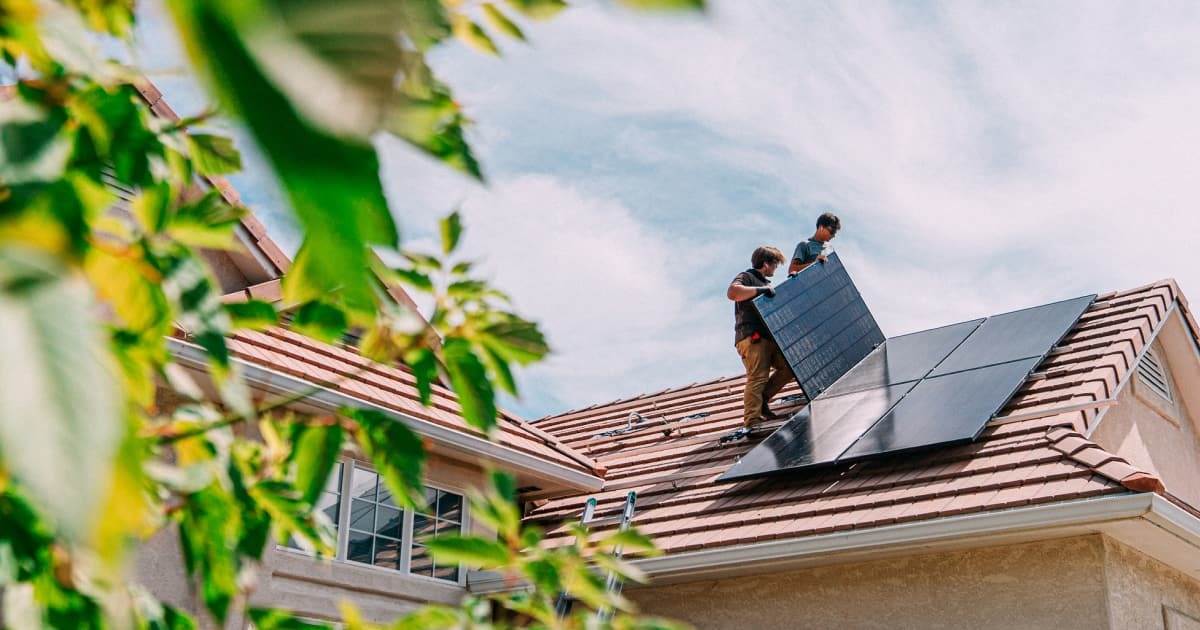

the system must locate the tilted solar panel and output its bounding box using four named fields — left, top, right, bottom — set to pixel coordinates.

left=719, top=293, right=1096, bottom=482
left=753, top=252, right=885, bottom=398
